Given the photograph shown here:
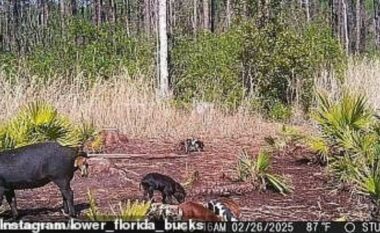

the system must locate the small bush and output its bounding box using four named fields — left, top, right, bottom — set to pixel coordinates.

left=352, top=147, right=380, bottom=220
left=85, top=189, right=150, bottom=221
left=0, top=101, right=96, bottom=151
left=235, top=149, right=293, bottom=195
left=171, top=31, right=244, bottom=109
left=268, top=102, right=293, bottom=122
left=306, top=136, right=330, bottom=165
left=264, top=125, right=305, bottom=153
